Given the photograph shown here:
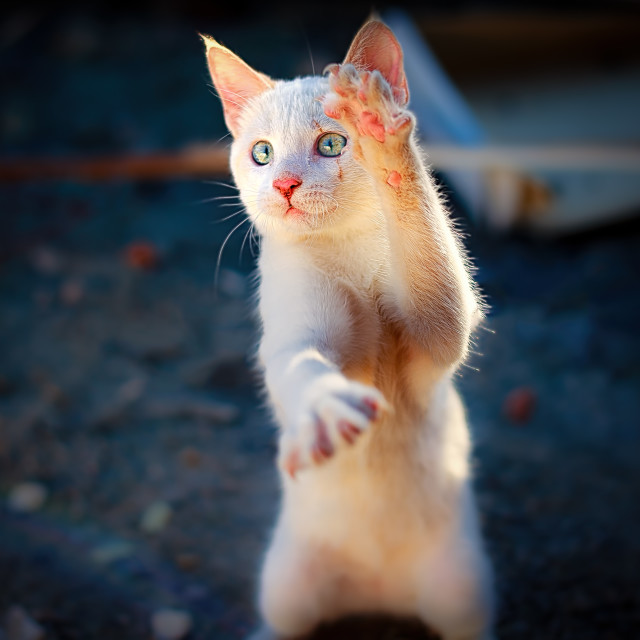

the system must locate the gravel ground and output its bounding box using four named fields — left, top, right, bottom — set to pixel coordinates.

left=1, top=8, right=639, bottom=640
